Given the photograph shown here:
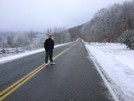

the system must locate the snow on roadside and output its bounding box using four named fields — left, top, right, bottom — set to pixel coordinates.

left=84, top=42, right=134, bottom=101
left=0, top=42, right=72, bottom=65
